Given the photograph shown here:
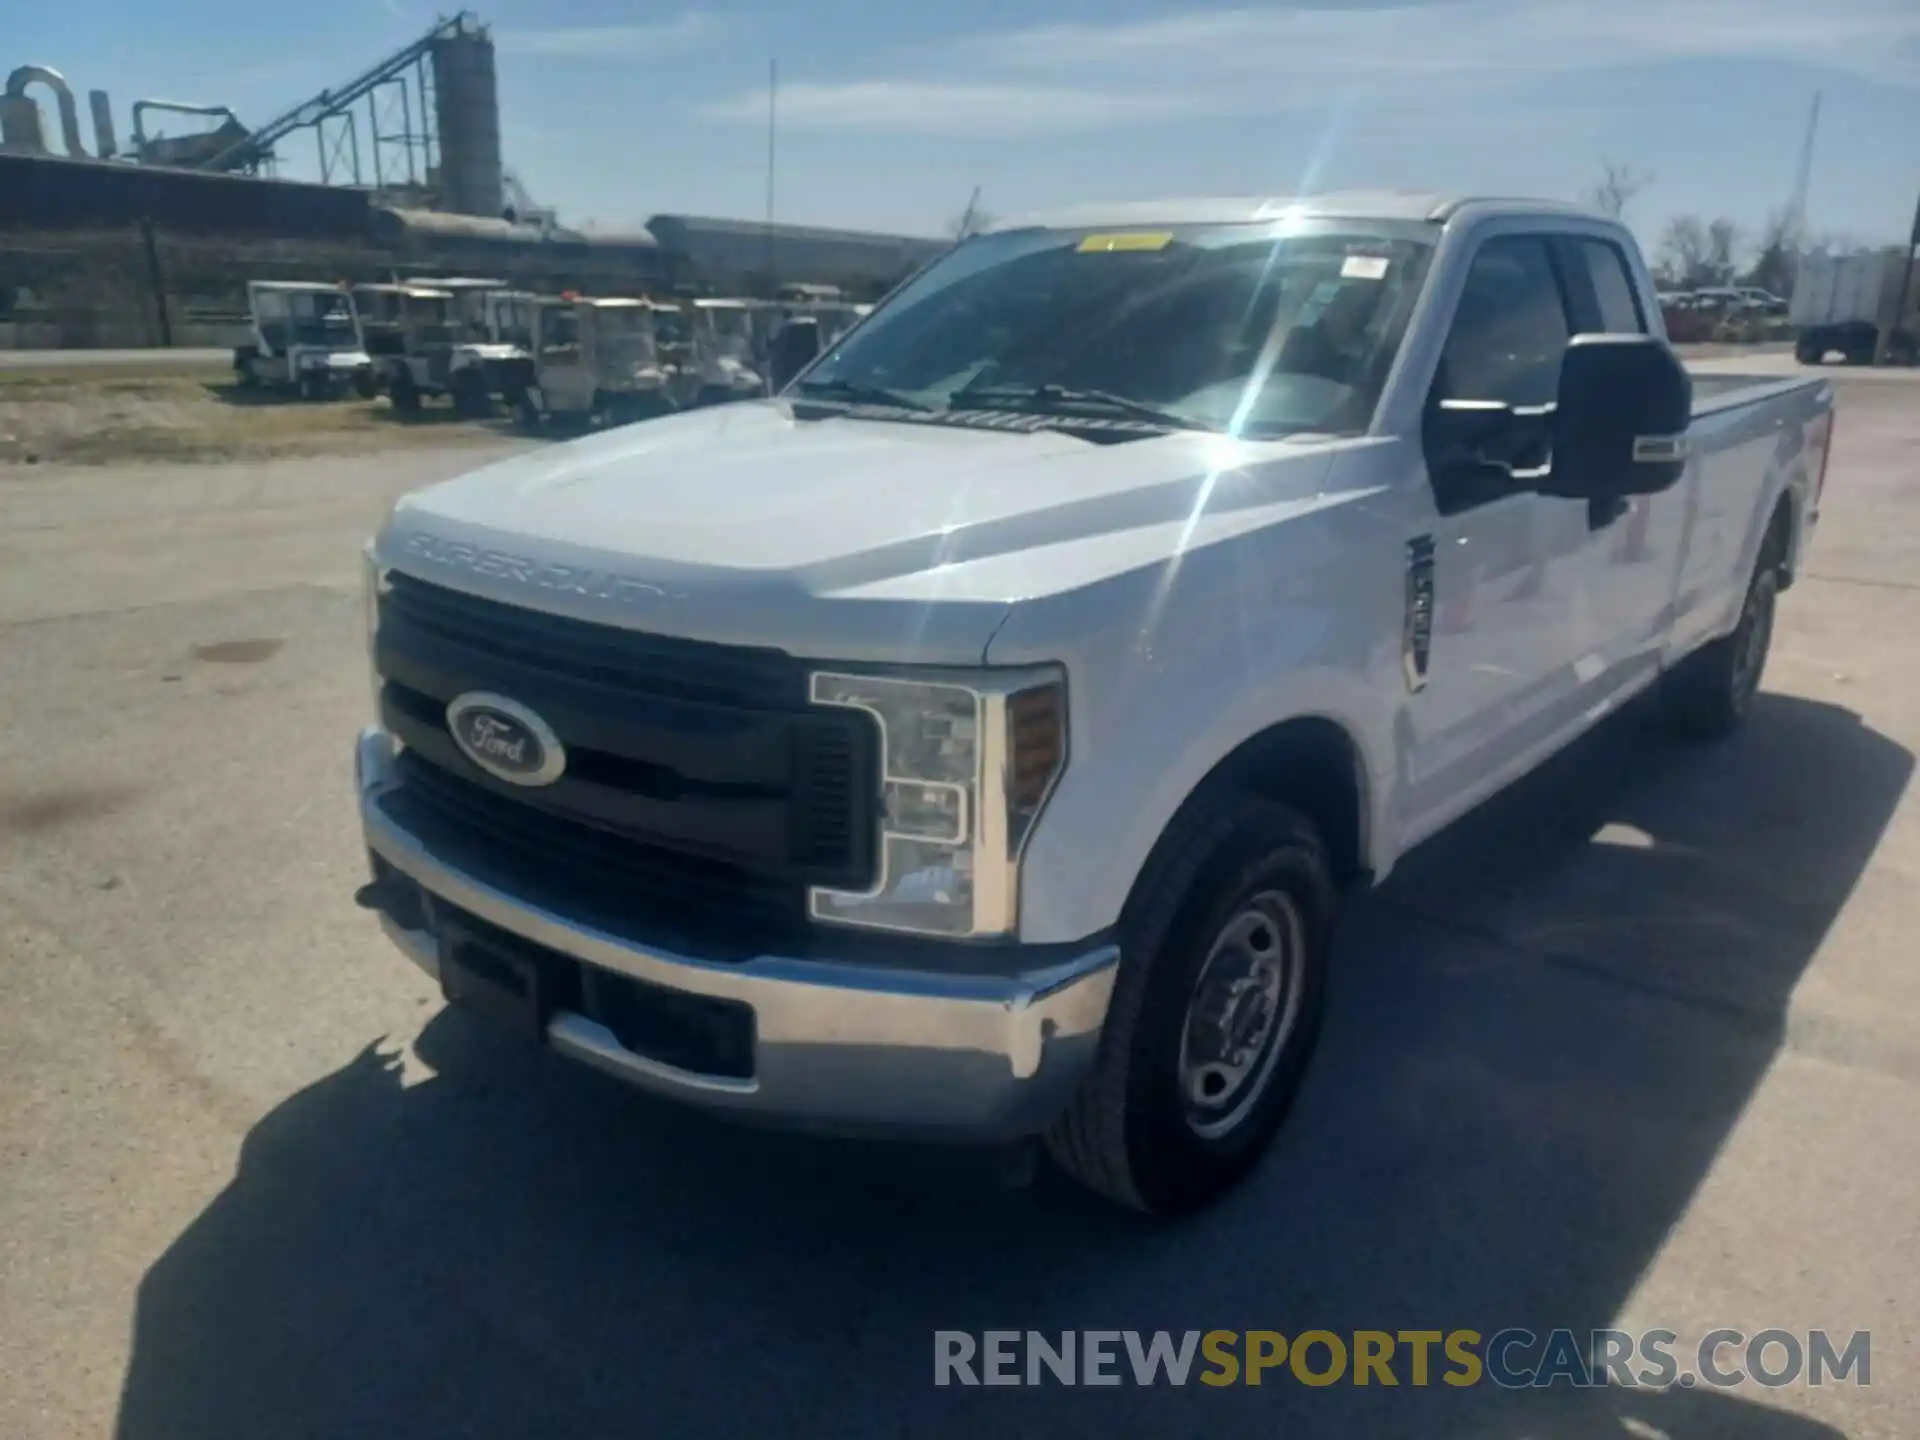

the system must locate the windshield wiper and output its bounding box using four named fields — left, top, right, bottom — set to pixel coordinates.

left=791, top=377, right=930, bottom=411
left=950, top=383, right=1210, bottom=432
